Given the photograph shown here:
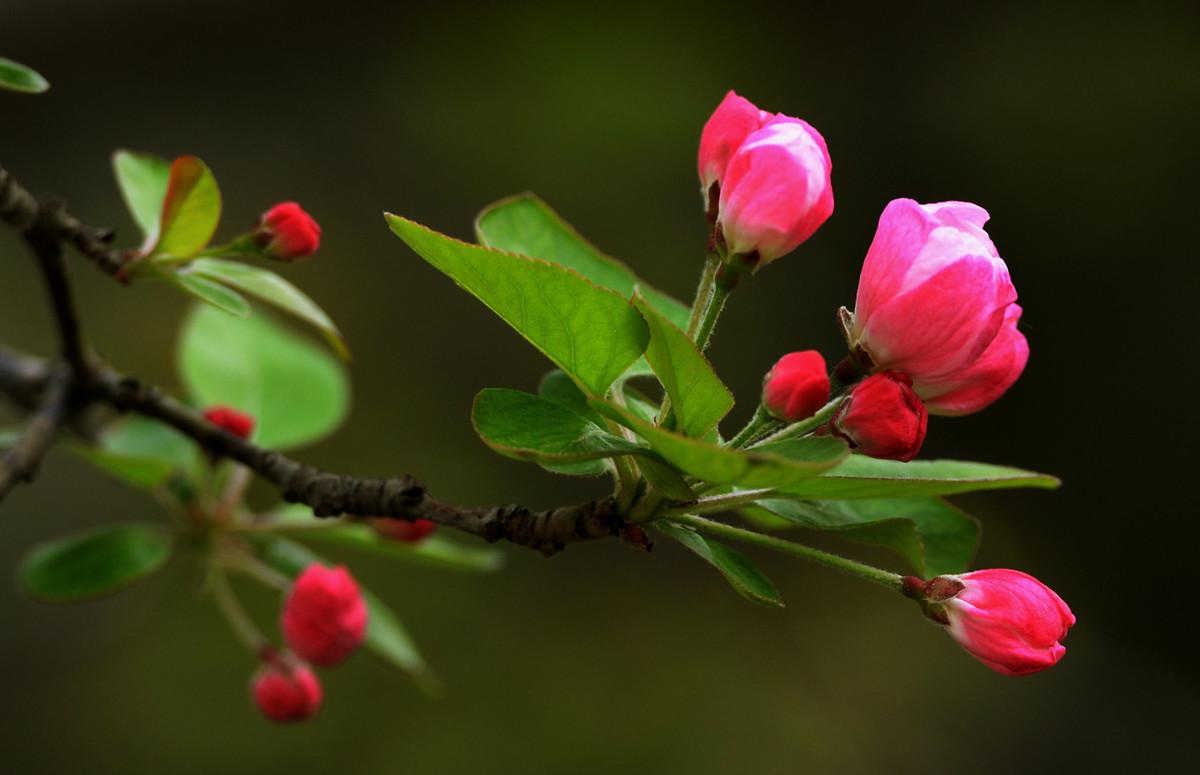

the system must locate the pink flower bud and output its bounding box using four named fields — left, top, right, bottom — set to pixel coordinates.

left=251, top=660, right=322, bottom=723
left=851, top=199, right=1025, bottom=414
left=762, top=351, right=830, bottom=422
left=202, top=405, right=256, bottom=439
left=908, top=569, right=1075, bottom=676
left=697, top=91, right=772, bottom=202
left=717, top=116, right=834, bottom=264
left=832, top=371, right=927, bottom=461
left=281, top=564, right=368, bottom=667
left=371, top=517, right=437, bottom=543
left=256, top=202, right=321, bottom=261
